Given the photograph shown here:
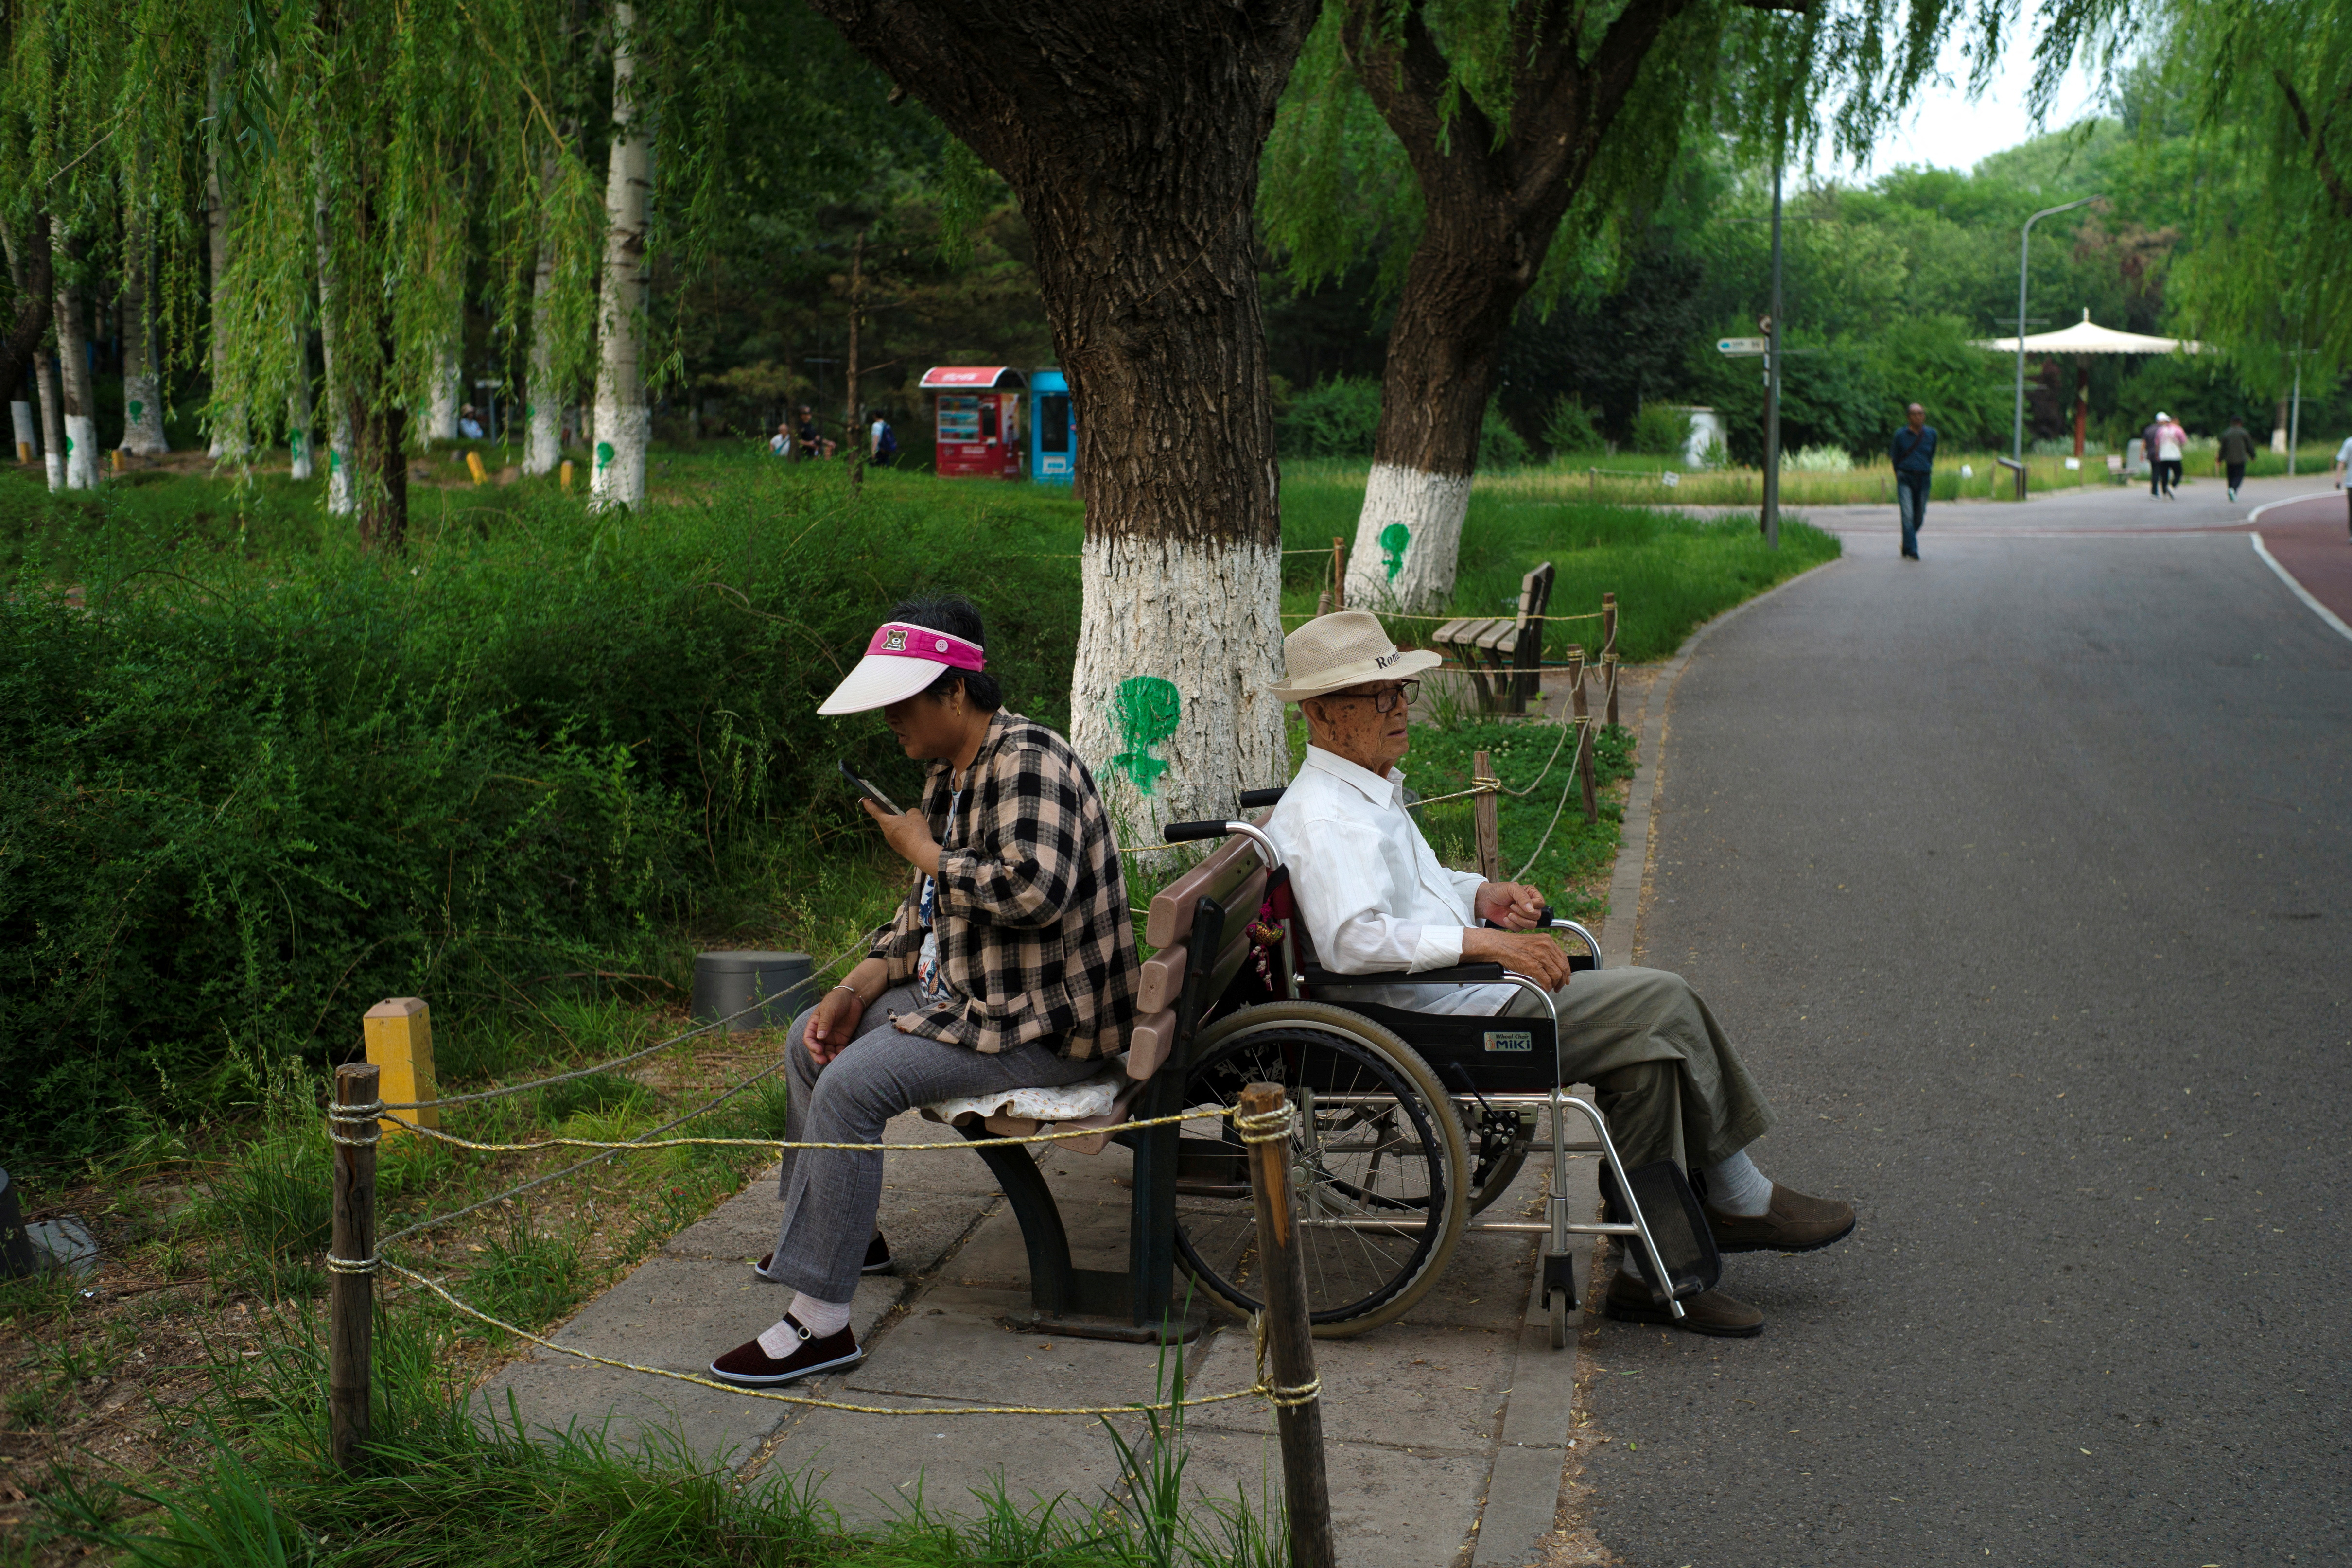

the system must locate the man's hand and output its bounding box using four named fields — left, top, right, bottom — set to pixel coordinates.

left=1474, top=881, right=1546, bottom=930
left=1461, top=926, right=1571, bottom=989
left=864, top=800, right=942, bottom=877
